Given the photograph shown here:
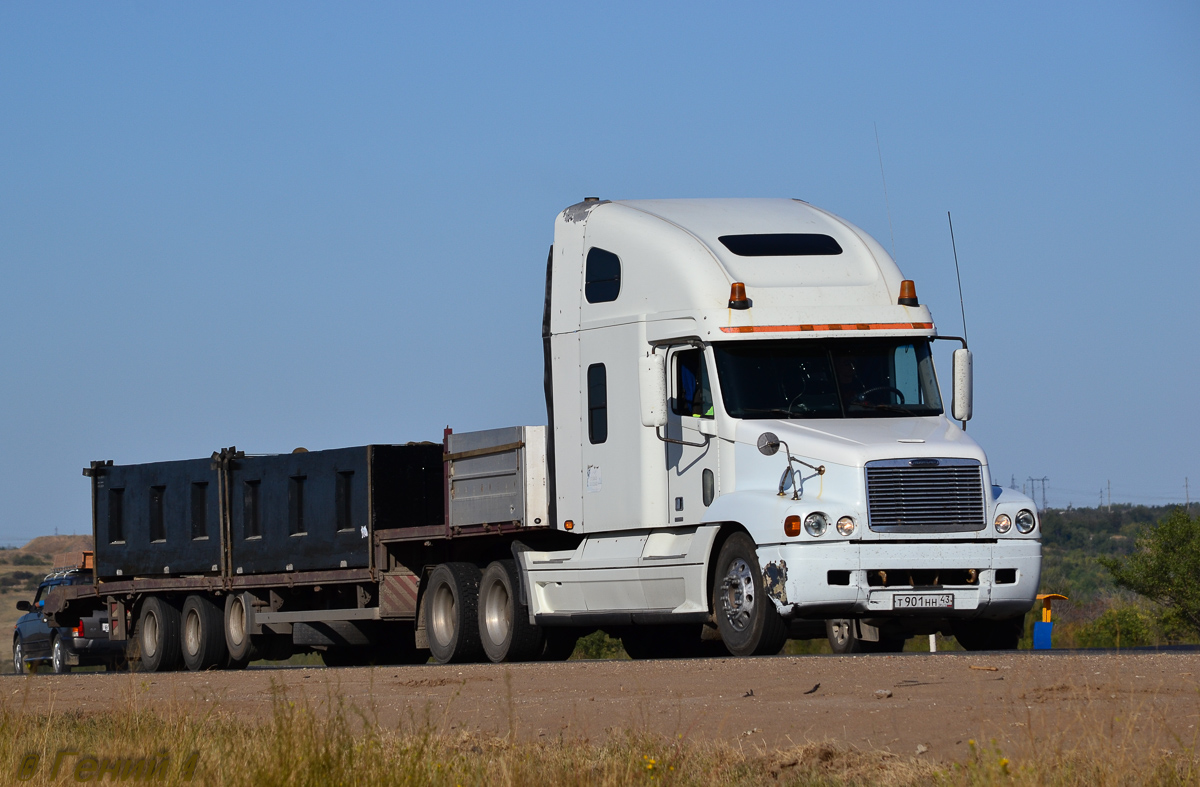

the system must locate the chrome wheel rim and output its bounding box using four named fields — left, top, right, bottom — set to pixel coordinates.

left=430, top=583, right=457, bottom=648
left=14, top=642, right=22, bottom=674
left=721, top=558, right=756, bottom=633
left=829, top=620, right=851, bottom=648
left=142, top=611, right=159, bottom=659
left=53, top=640, right=64, bottom=672
left=185, top=610, right=202, bottom=656
left=483, top=578, right=511, bottom=647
